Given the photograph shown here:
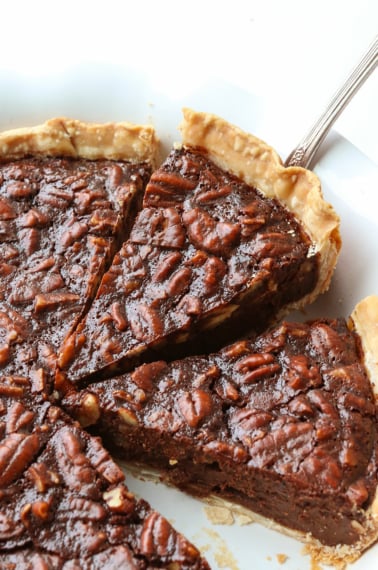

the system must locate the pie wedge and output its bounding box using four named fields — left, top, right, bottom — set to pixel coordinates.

left=58, top=109, right=341, bottom=386
left=63, top=296, right=378, bottom=567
